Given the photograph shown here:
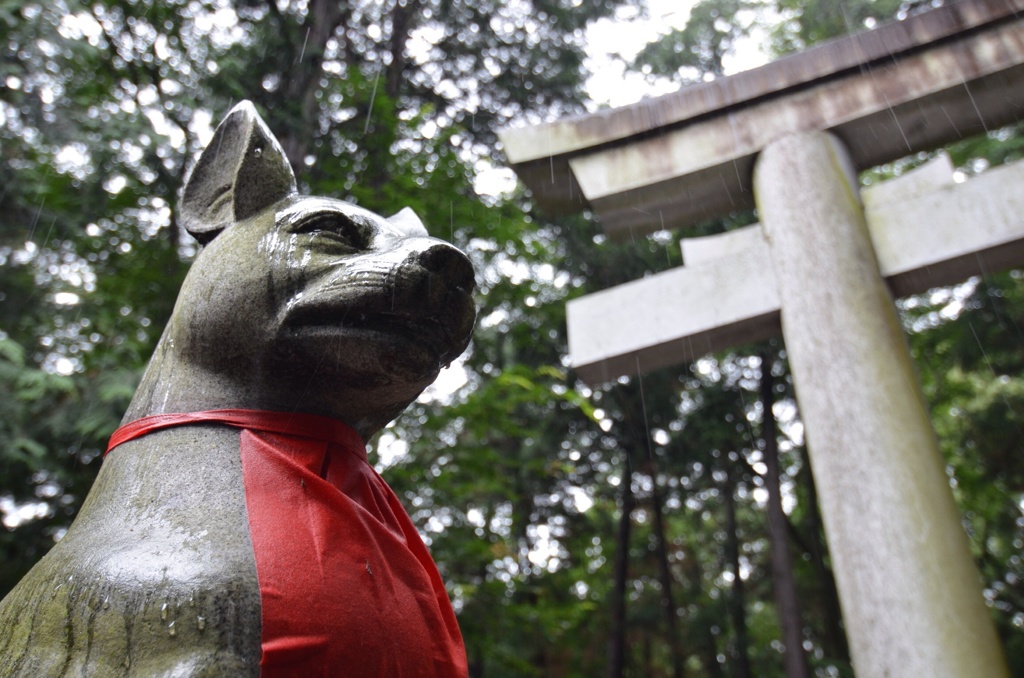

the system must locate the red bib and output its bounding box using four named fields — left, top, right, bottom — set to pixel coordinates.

left=108, top=409, right=467, bottom=677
